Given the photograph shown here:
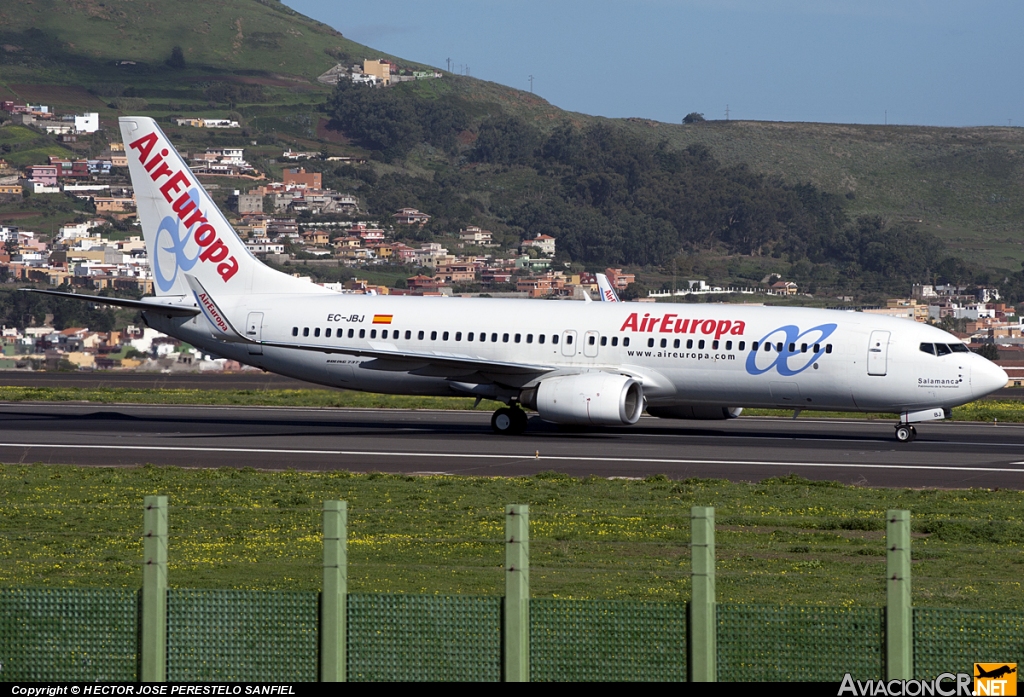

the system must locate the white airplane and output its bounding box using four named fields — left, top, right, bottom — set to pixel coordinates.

left=29, top=117, right=1008, bottom=442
